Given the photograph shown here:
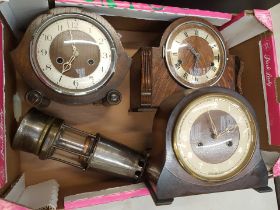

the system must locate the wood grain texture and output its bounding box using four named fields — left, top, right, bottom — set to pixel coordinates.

left=163, top=17, right=227, bottom=89
left=49, top=30, right=100, bottom=78
left=11, top=7, right=131, bottom=105
left=130, top=17, right=235, bottom=111
left=130, top=46, right=236, bottom=111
